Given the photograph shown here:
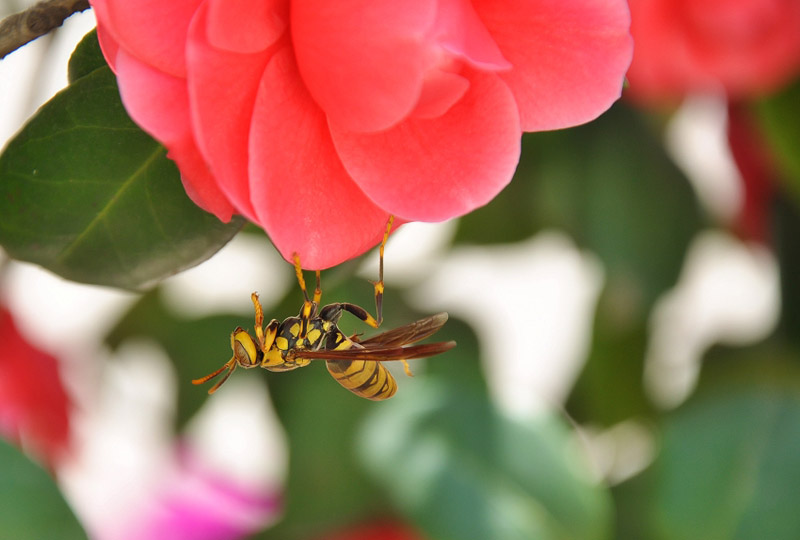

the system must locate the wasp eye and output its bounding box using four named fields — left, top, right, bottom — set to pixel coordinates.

left=232, top=331, right=258, bottom=367
left=233, top=341, right=251, bottom=364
